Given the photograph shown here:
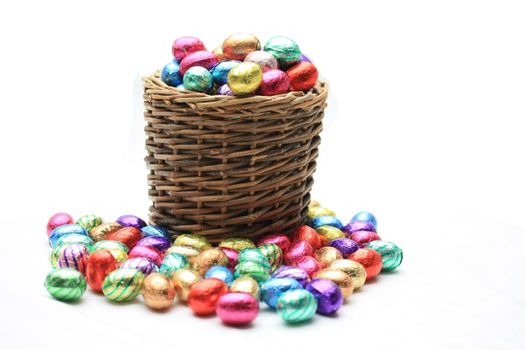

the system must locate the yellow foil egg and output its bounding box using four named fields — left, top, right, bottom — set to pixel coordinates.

left=213, top=45, right=224, bottom=62
left=314, top=246, right=343, bottom=268
left=142, top=272, right=176, bottom=310
left=192, top=248, right=228, bottom=275
left=309, top=199, right=322, bottom=209
left=316, top=226, right=345, bottom=241
left=329, top=259, right=367, bottom=290
left=90, top=222, right=121, bottom=242
left=227, top=62, right=263, bottom=96
left=314, top=268, right=354, bottom=299
left=171, top=268, right=202, bottom=302
left=108, top=249, right=128, bottom=263
left=308, top=206, right=337, bottom=220
left=229, top=276, right=260, bottom=300
left=218, top=237, right=256, bottom=252
left=165, top=245, right=201, bottom=263
left=173, top=234, right=211, bottom=252
left=222, top=33, right=261, bottom=60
